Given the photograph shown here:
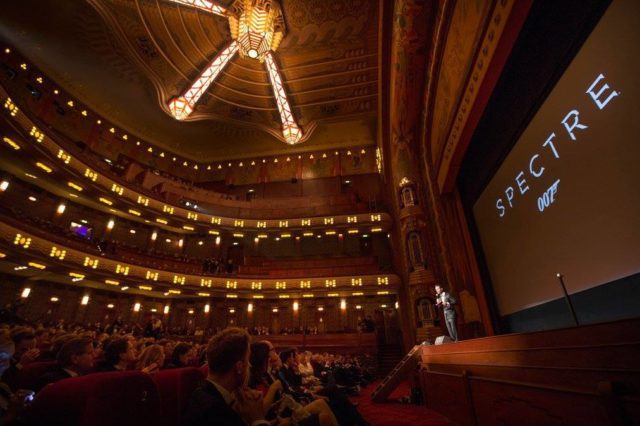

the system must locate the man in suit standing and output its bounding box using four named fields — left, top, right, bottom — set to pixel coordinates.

left=435, top=284, right=459, bottom=341
left=183, top=328, right=268, bottom=426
